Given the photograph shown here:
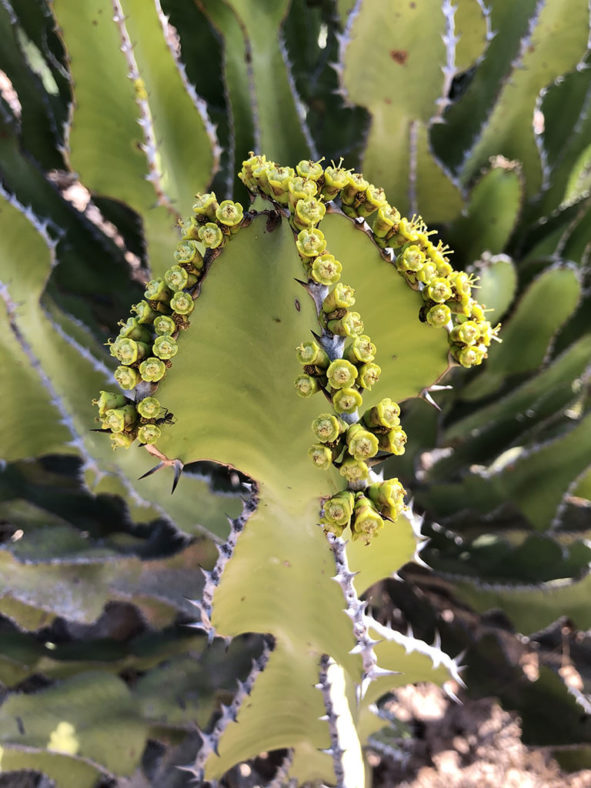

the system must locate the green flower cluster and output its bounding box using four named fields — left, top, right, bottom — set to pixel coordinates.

left=93, top=191, right=246, bottom=450
left=320, top=479, right=406, bottom=545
